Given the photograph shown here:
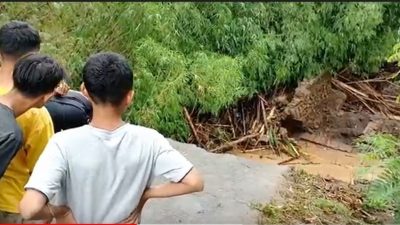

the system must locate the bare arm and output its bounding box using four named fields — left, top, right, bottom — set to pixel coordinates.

left=118, top=168, right=203, bottom=224
left=144, top=168, right=203, bottom=199
left=120, top=134, right=204, bottom=224
left=19, top=189, right=71, bottom=220
left=147, top=134, right=204, bottom=199
left=19, top=138, right=72, bottom=221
